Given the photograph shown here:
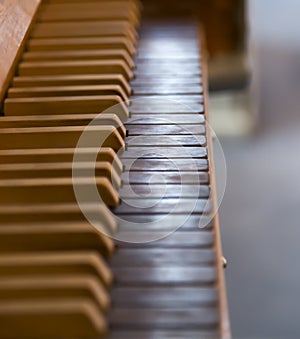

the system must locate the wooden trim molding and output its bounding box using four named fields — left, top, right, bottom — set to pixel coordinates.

left=198, top=24, right=232, bottom=339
